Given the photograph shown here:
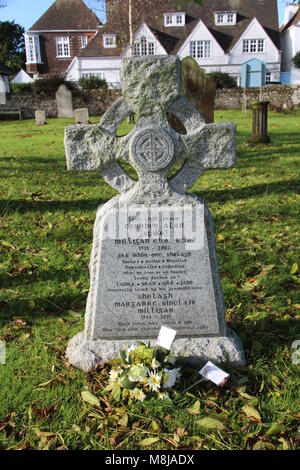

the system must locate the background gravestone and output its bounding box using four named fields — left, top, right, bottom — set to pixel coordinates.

left=56, top=84, right=73, bottom=118
left=181, top=57, right=216, bottom=124
left=74, top=108, right=89, bottom=125
left=35, top=109, right=47, bottom=126
left=64, top=56, right=245, bottom=372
